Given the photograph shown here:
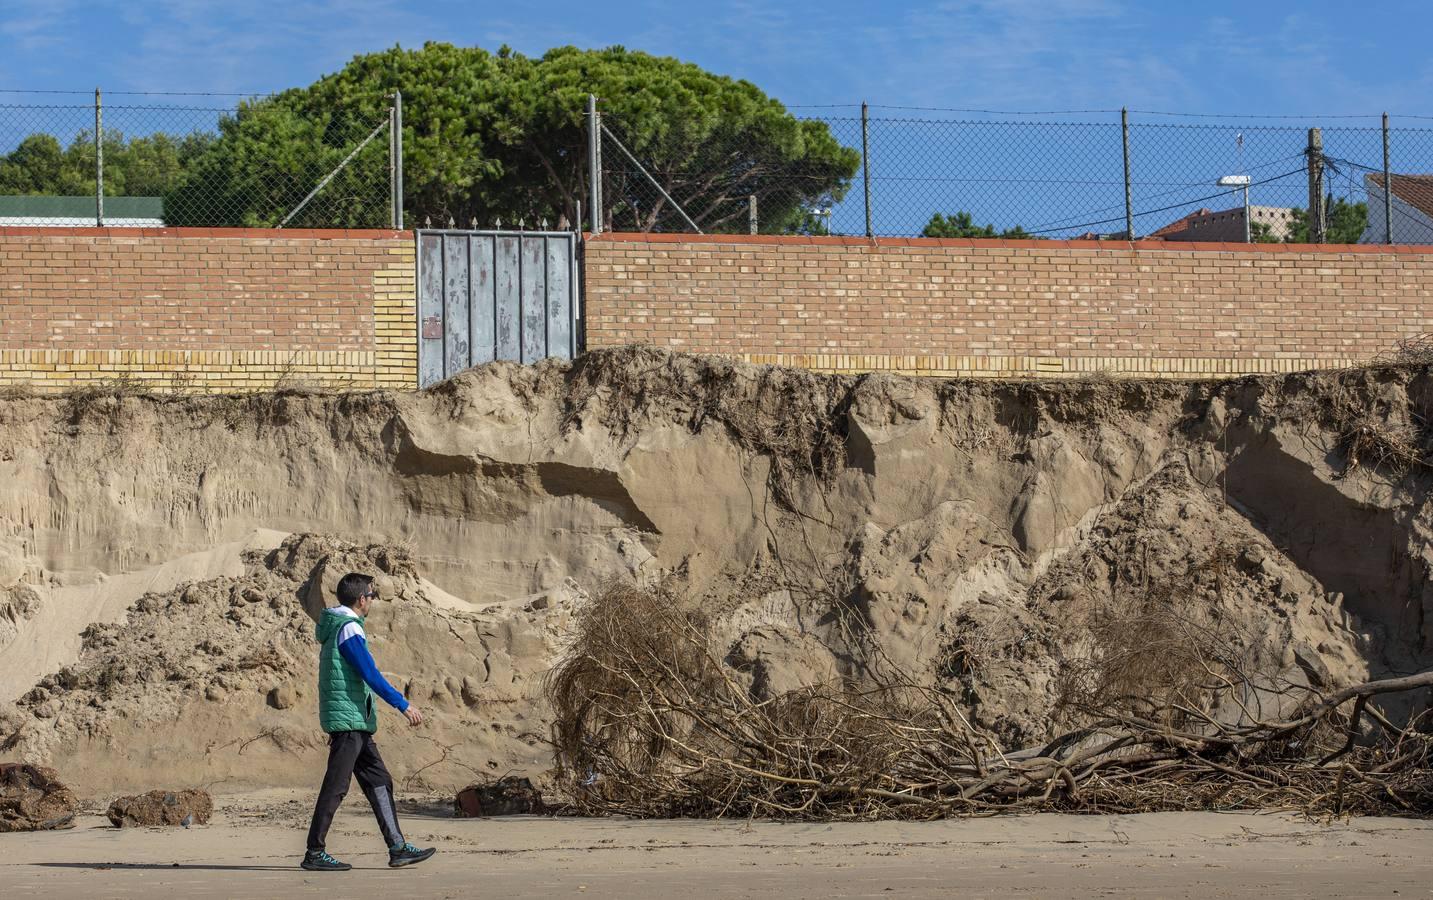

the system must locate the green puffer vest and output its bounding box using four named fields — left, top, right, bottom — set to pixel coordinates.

left=316, top=608, right=378, bottom=734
